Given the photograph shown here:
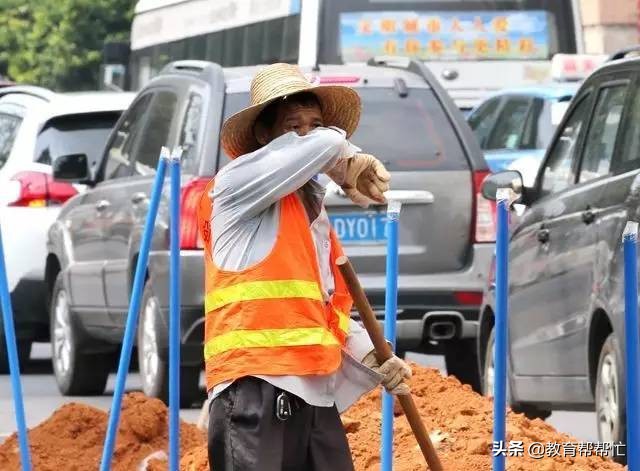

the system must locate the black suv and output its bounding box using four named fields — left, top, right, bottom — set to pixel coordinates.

left=46, top=58, right=490, bottom=406
left=480, top=54, right=640, bottom=457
